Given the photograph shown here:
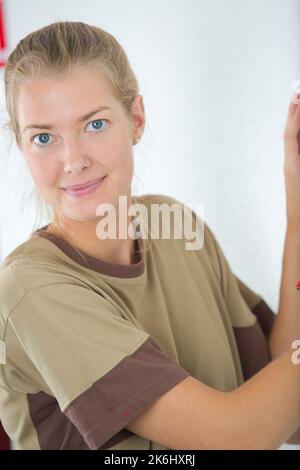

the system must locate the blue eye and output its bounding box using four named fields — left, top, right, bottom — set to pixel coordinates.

left=32, top=133, right=52, bottom=146
left=87, top=119, right=107, bottom=132
left=31, top=119, right=108, bottom=147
